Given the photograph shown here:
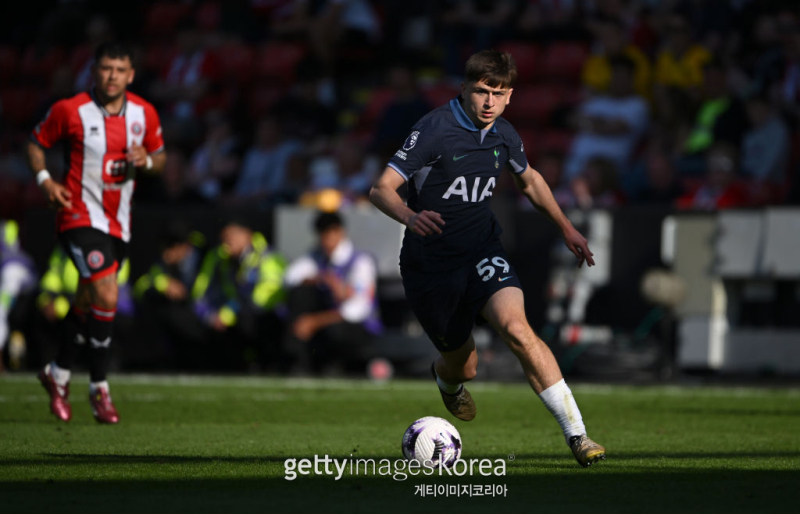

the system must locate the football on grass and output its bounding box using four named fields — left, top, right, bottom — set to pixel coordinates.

left=401, top=416, right=462, bottom=468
